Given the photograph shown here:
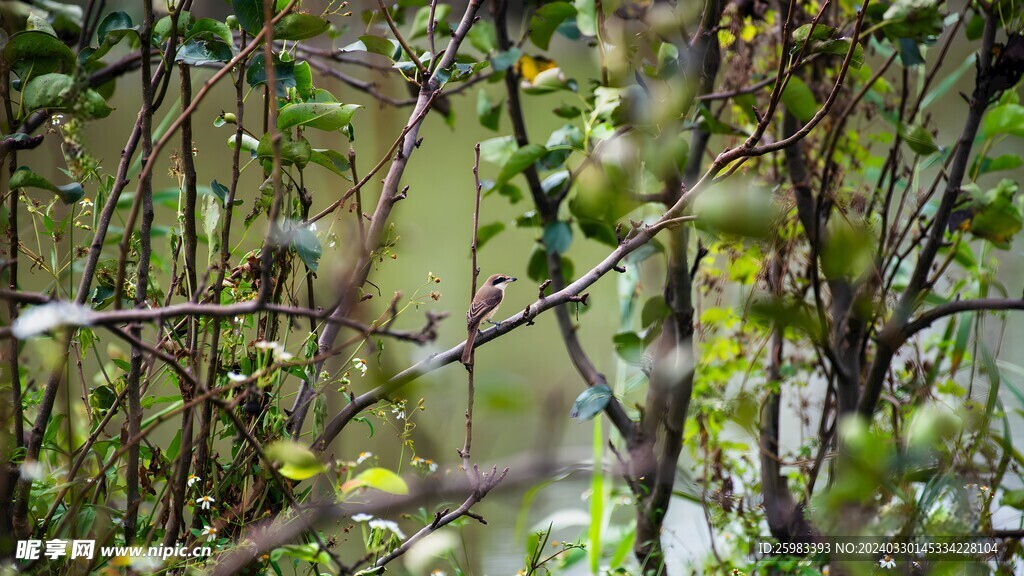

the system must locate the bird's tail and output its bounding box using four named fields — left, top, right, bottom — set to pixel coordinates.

left=461, top=327, right=478, bottom=365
